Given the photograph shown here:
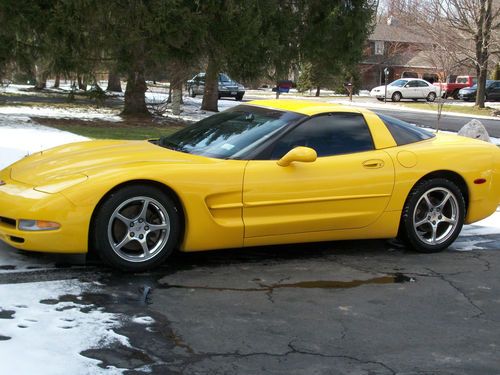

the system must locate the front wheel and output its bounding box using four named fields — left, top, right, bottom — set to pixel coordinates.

left=391, top=92, right=402, bottom=102
left=426, top=92, right=436, bottom=102
left=399, top=178, right=465, bottom=253
left=93, top=185, right=181, bottom=271
left=235, top=93, right=244, bottom=101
